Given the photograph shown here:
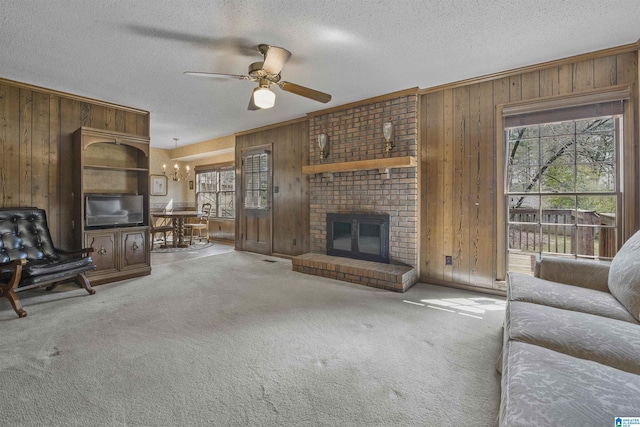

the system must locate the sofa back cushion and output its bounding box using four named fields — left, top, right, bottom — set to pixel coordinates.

left=609, top=230, right=640, bottom=321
